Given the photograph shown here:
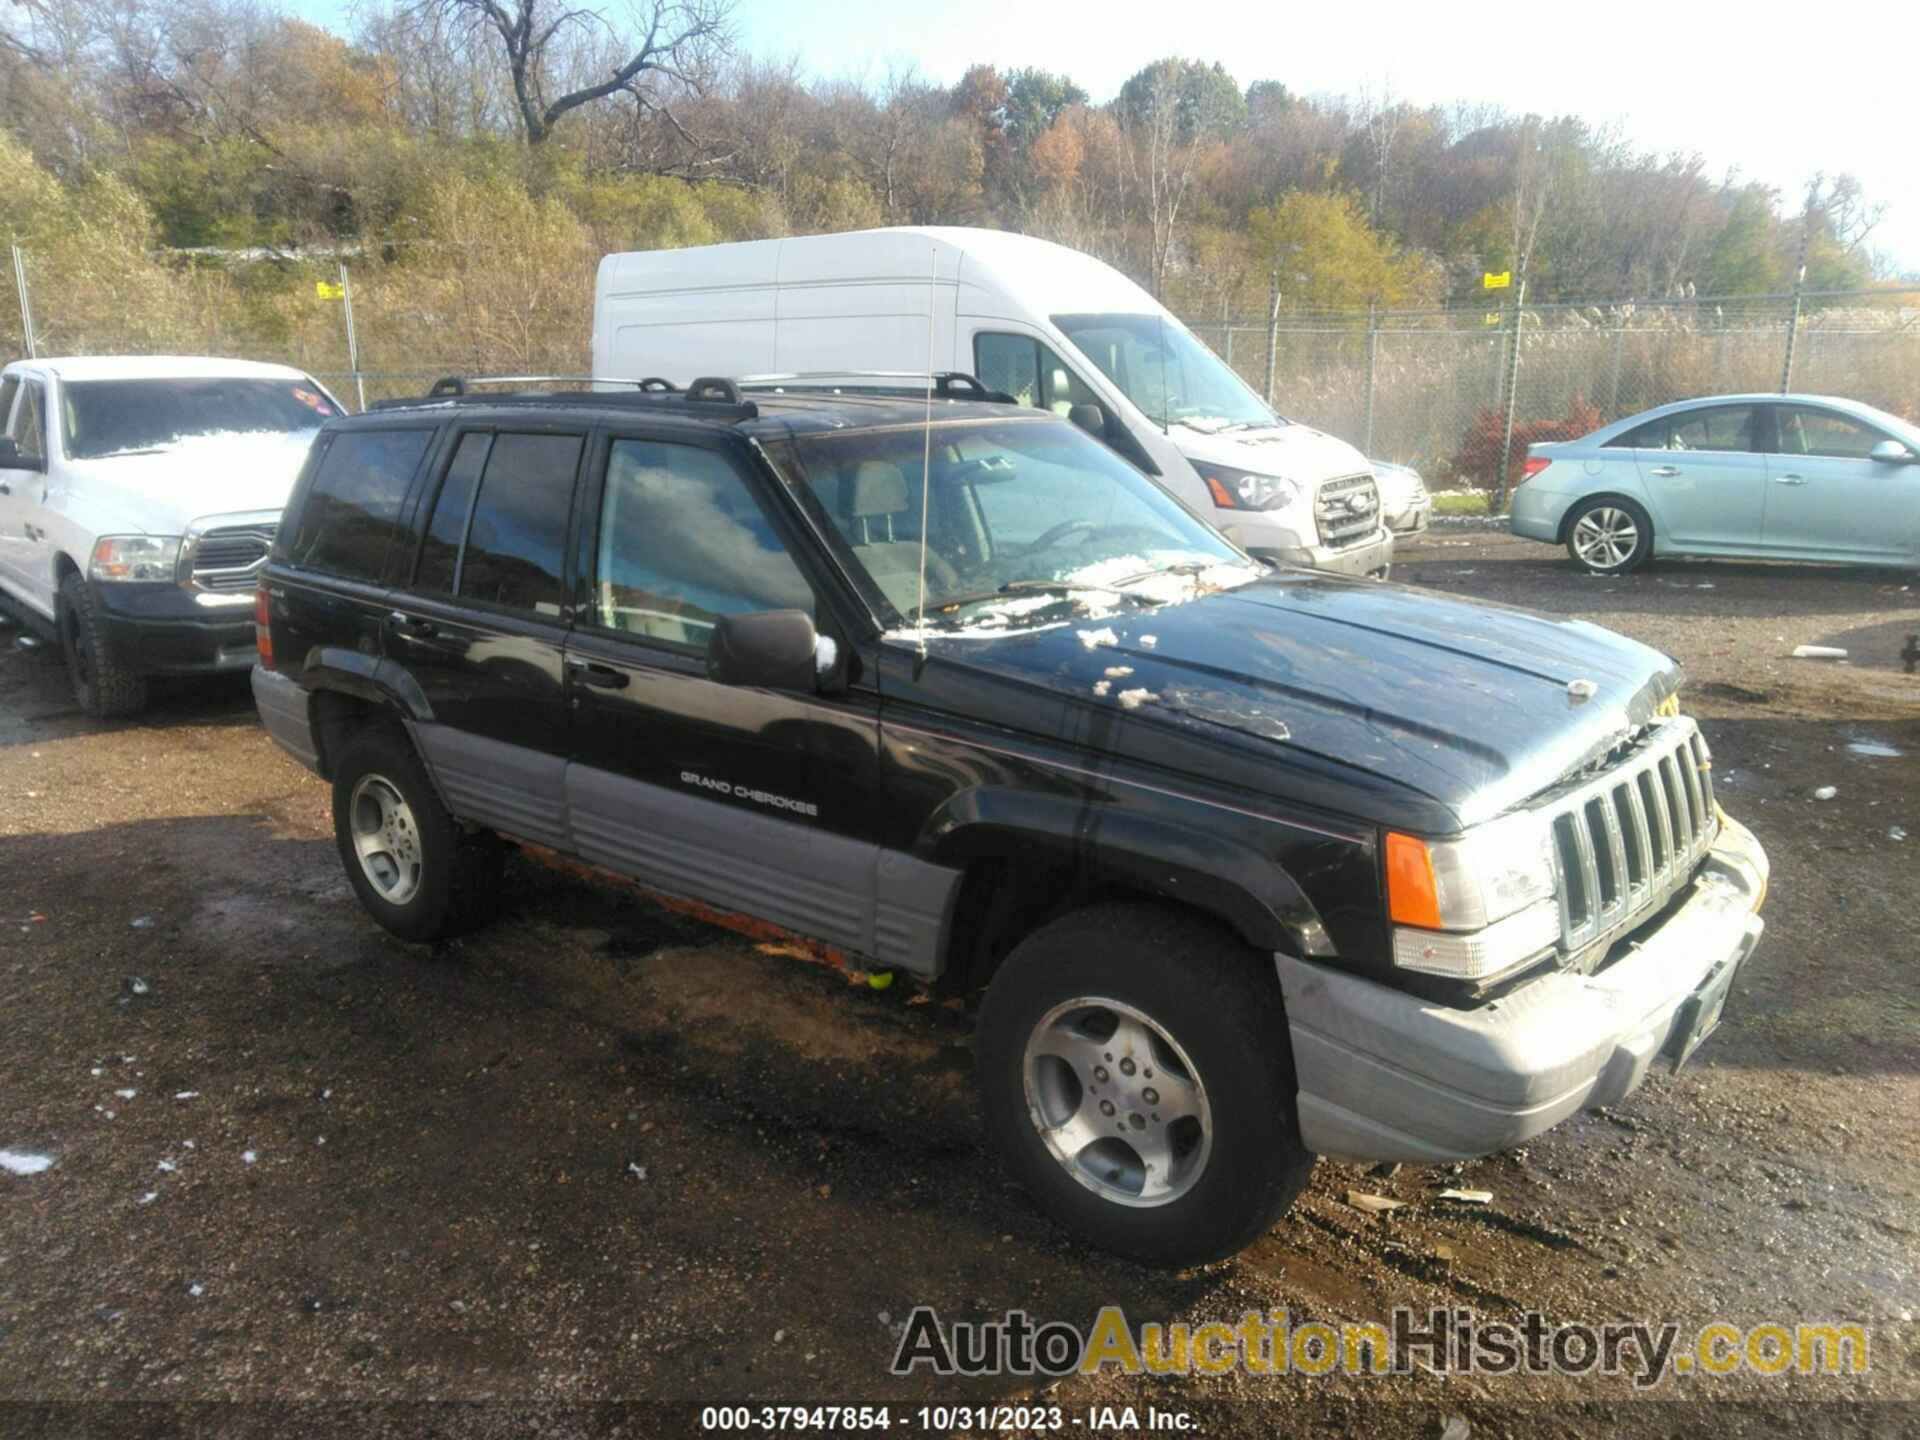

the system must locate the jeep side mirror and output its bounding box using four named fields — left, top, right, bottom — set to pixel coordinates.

left=1868, top=439, right=1918, bottom=465
left=707, top=609, right=821, bottom=692
left=0, top=437, right=41, bottom=471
